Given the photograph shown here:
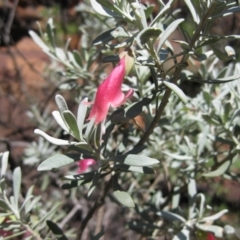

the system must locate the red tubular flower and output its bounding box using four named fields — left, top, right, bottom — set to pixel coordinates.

left=207, top=233, right=215, bottom=240
left=88, top=57, right=133, bottom=125
left=77, top=159, right=96, bottom=173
